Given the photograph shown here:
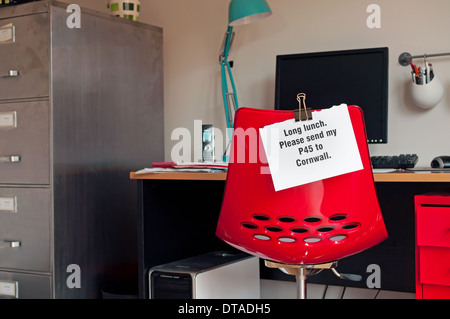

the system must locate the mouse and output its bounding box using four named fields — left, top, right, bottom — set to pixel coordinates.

left=431, top=156, right=450, bottom=168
